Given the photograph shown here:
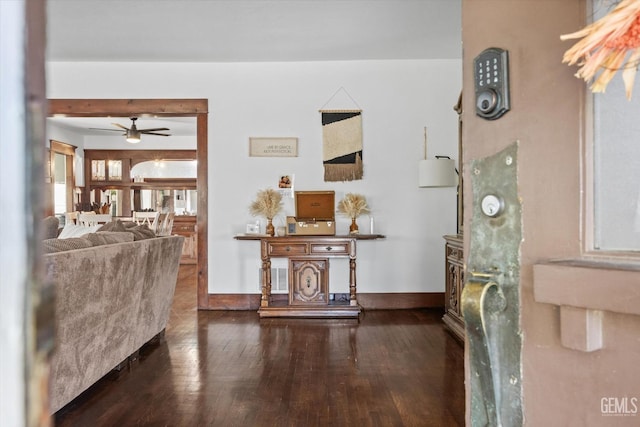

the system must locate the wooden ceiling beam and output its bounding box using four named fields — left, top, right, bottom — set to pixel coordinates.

left=48, top=99, right=208, bottom=116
